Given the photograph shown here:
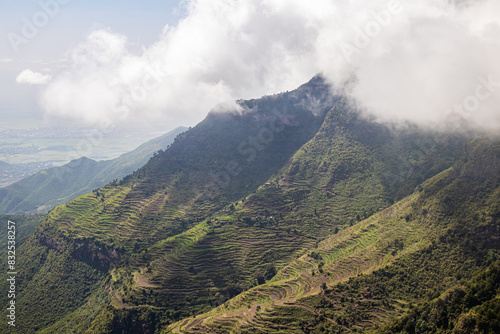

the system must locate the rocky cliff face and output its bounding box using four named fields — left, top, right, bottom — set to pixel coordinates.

left=38, top=232, right=122, bottom=271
